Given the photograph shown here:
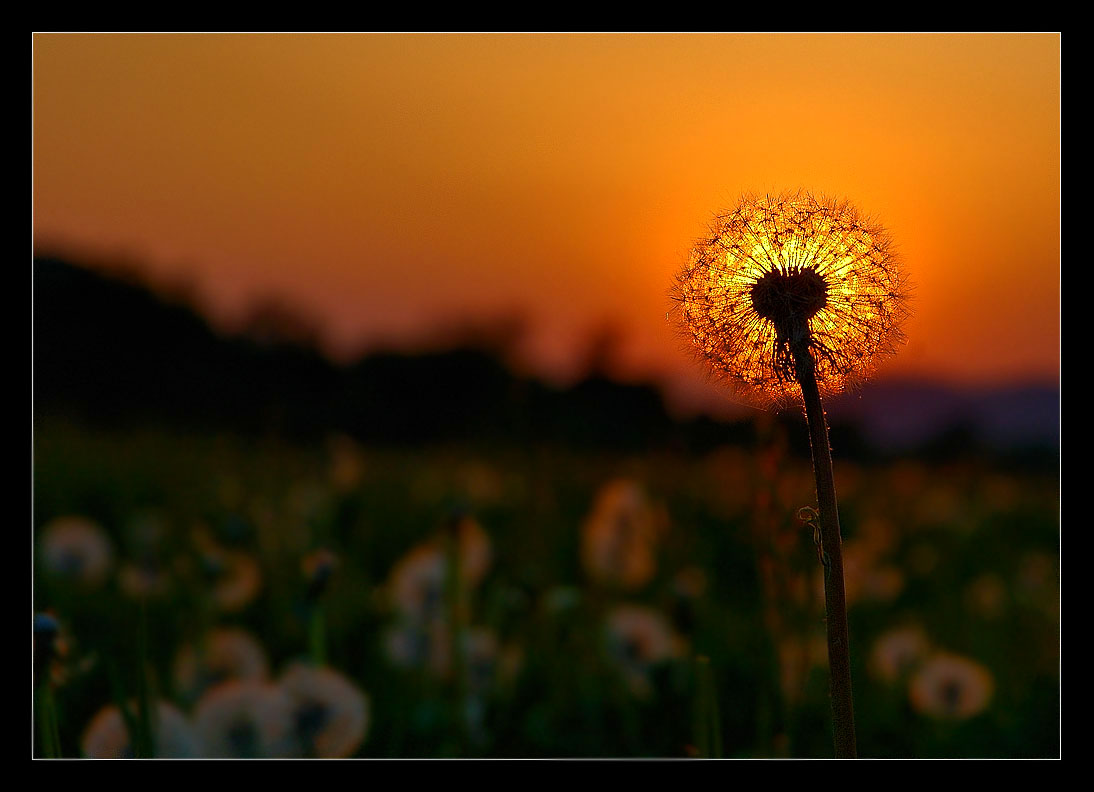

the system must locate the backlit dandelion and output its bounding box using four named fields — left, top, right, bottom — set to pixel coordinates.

left=671, top=190, right=912, bottom=758
left=672, top=189, right=911, bottom=407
